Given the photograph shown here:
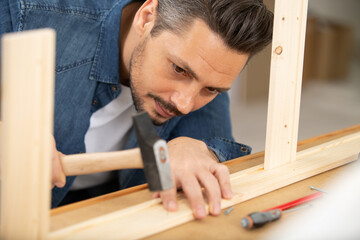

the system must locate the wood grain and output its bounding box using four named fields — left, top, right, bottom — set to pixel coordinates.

left=1, top=29, right=55, bottom=239
left=264, top=0, right=309, bottom=169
